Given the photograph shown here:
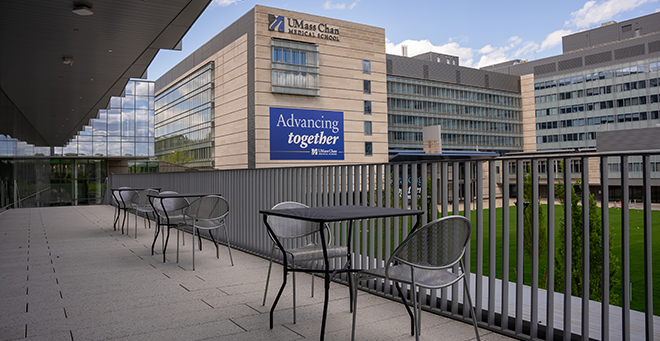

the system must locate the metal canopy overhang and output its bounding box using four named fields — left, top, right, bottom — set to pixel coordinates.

left=0, top=0, right=211, bottom=147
